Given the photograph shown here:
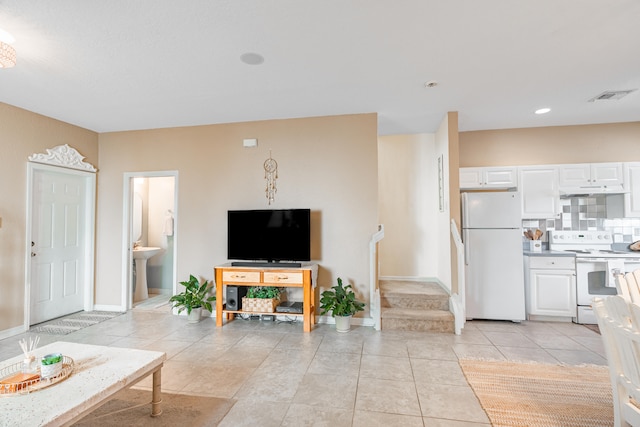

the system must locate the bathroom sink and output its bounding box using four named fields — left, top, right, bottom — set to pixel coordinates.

left=133, top=247, right=162, bottom=260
